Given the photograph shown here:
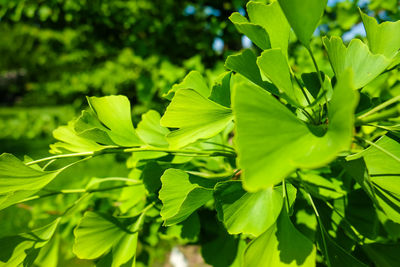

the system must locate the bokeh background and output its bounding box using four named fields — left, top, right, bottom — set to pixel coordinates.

left=0, top=0, right=399, bottom=266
